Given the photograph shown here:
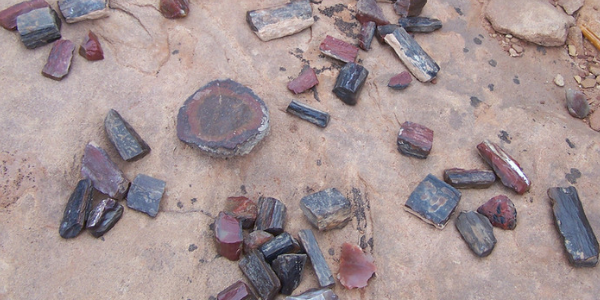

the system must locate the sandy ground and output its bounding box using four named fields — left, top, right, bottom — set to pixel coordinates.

left=1, top=0, right=599, bottom=299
